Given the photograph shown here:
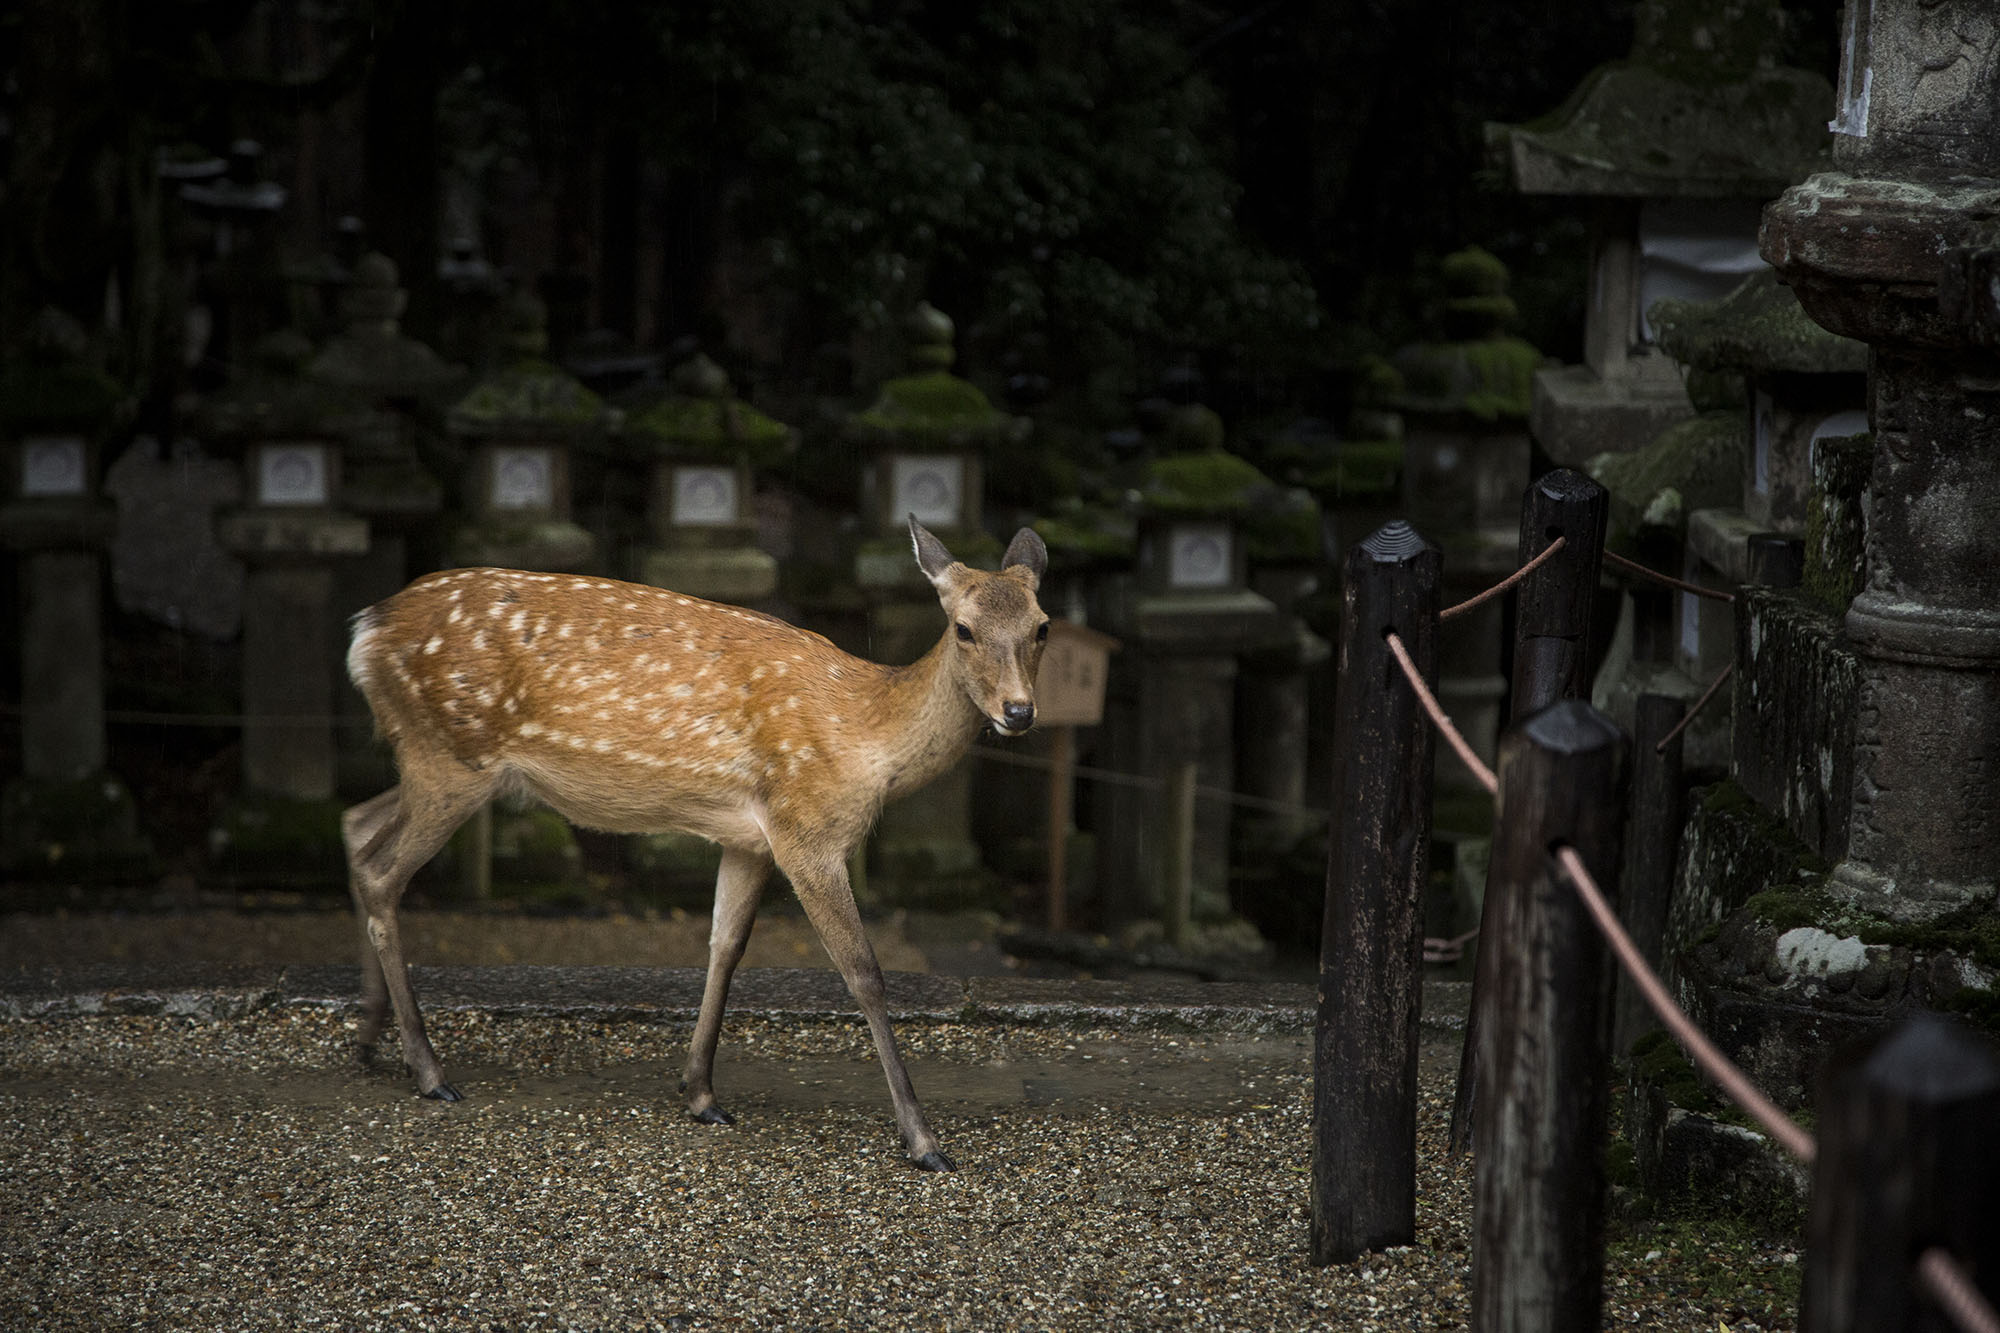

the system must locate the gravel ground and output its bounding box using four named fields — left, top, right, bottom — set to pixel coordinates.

left=0, top=1003, right=1802, bottom=1331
